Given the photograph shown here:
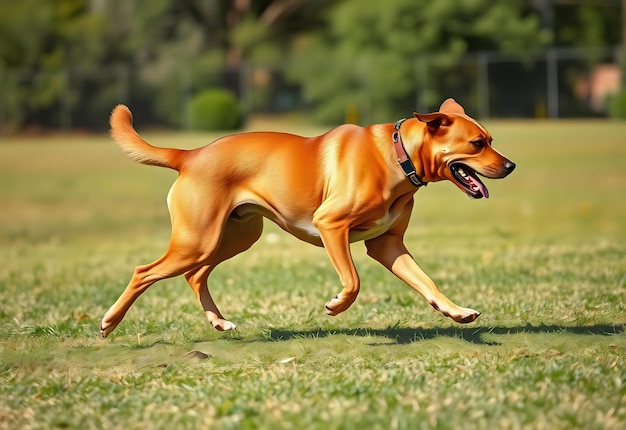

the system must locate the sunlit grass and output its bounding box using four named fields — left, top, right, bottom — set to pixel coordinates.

left=0, top=120, right=625, bottom=429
